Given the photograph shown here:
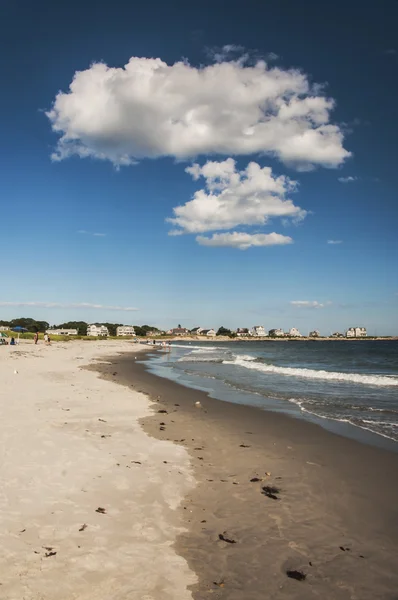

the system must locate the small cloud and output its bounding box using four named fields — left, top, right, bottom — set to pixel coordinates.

left=78, top=230, right=106, bottom=237
left=290, top=300, right=327, bottom=309
left=338, top=176, right=358, bottom=183
left=0, top=301, right=138, bottom=311
left=266, top=52, right=279, bottom=61
left=196, top=232, right=293, bottom=250
left=327, top=239, right=343, bottom=245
